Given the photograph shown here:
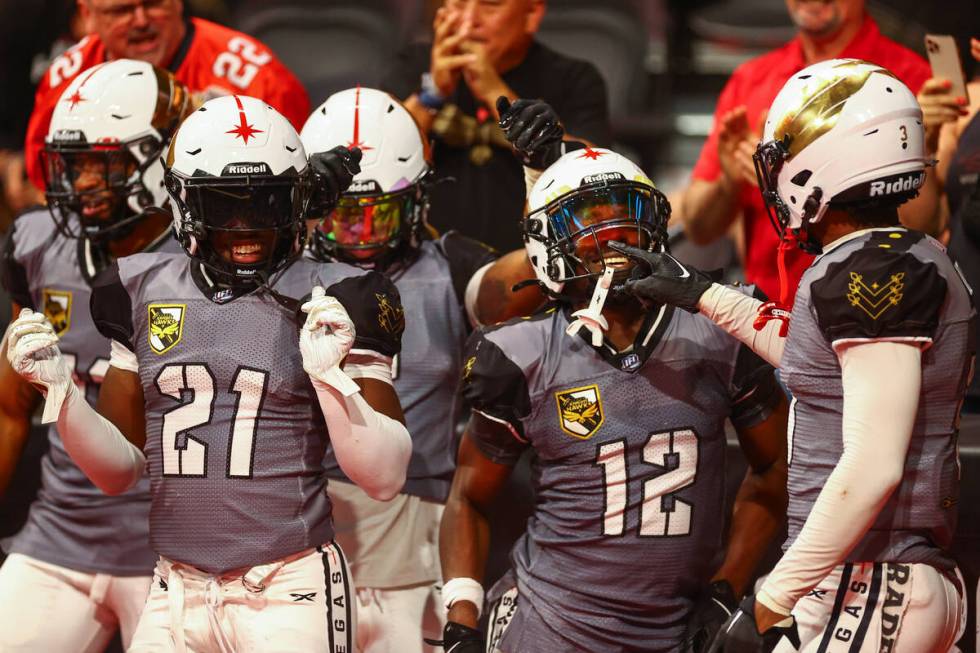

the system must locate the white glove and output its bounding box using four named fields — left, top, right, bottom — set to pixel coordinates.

left=6, top=308, right=74, bottom=423
left=299, top=286, right=360, bottom=396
